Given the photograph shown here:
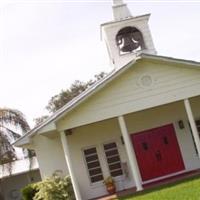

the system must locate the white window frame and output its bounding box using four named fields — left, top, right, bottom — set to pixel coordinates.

left=82, top=145, right=104, bottom=187
left=102, top=140, right=124, bottom=180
